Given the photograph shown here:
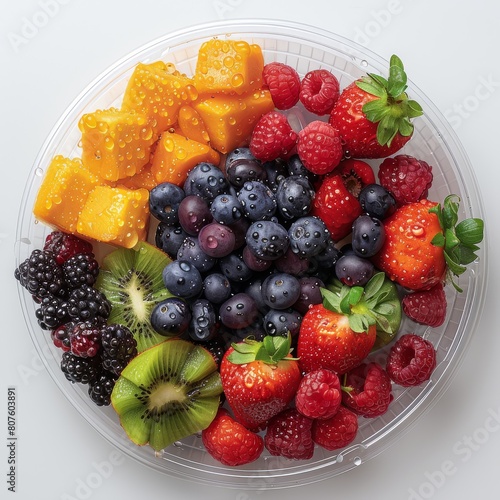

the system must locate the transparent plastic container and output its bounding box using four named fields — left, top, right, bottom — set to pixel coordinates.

left=15, top=19, right=487, bottom=489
